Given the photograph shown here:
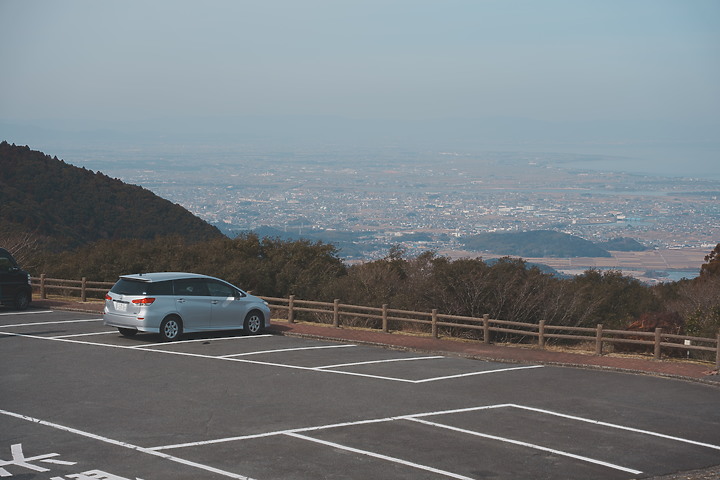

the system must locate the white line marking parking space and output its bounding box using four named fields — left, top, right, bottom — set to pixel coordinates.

left=0, top=409, right=256, bottom=479
left=286, top=432, right=476, bottom=480
left=131, top=334, right=274, bottom=348
left=149, top=403, right=720, bottom=477
left=49, top=331, right=118, bottom=339
left=2, top=327, right=544, bottom=384
left=317, top=355, right=444, bottom=369
left=408, top=417, right=643, bottom=475
left=219, top=344, right=356, bottom=358
left=0, top=310, right=53, bottom=316
left=0, top=318, right=102, bottom=328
